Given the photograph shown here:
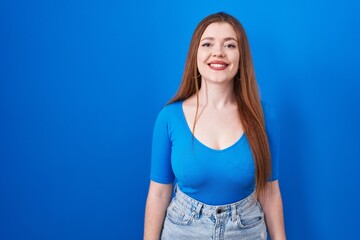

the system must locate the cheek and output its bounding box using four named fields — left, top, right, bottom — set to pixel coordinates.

left=196, top=54, right=201, bottom=67
left=231, top=53, right=240, bottom=71
left=197, top=50, right=207, bottom=63
left=197, top=61, right=207, bottom=75
left=197, top=51, right=208, bottom=72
